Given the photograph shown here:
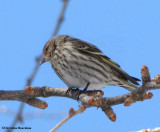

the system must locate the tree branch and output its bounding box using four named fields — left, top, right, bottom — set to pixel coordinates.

left=0, top=82, right=158, bottom=108
left=1, top=65, right=160, bottom=122
left=49, top=105, right=86, bottom=132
